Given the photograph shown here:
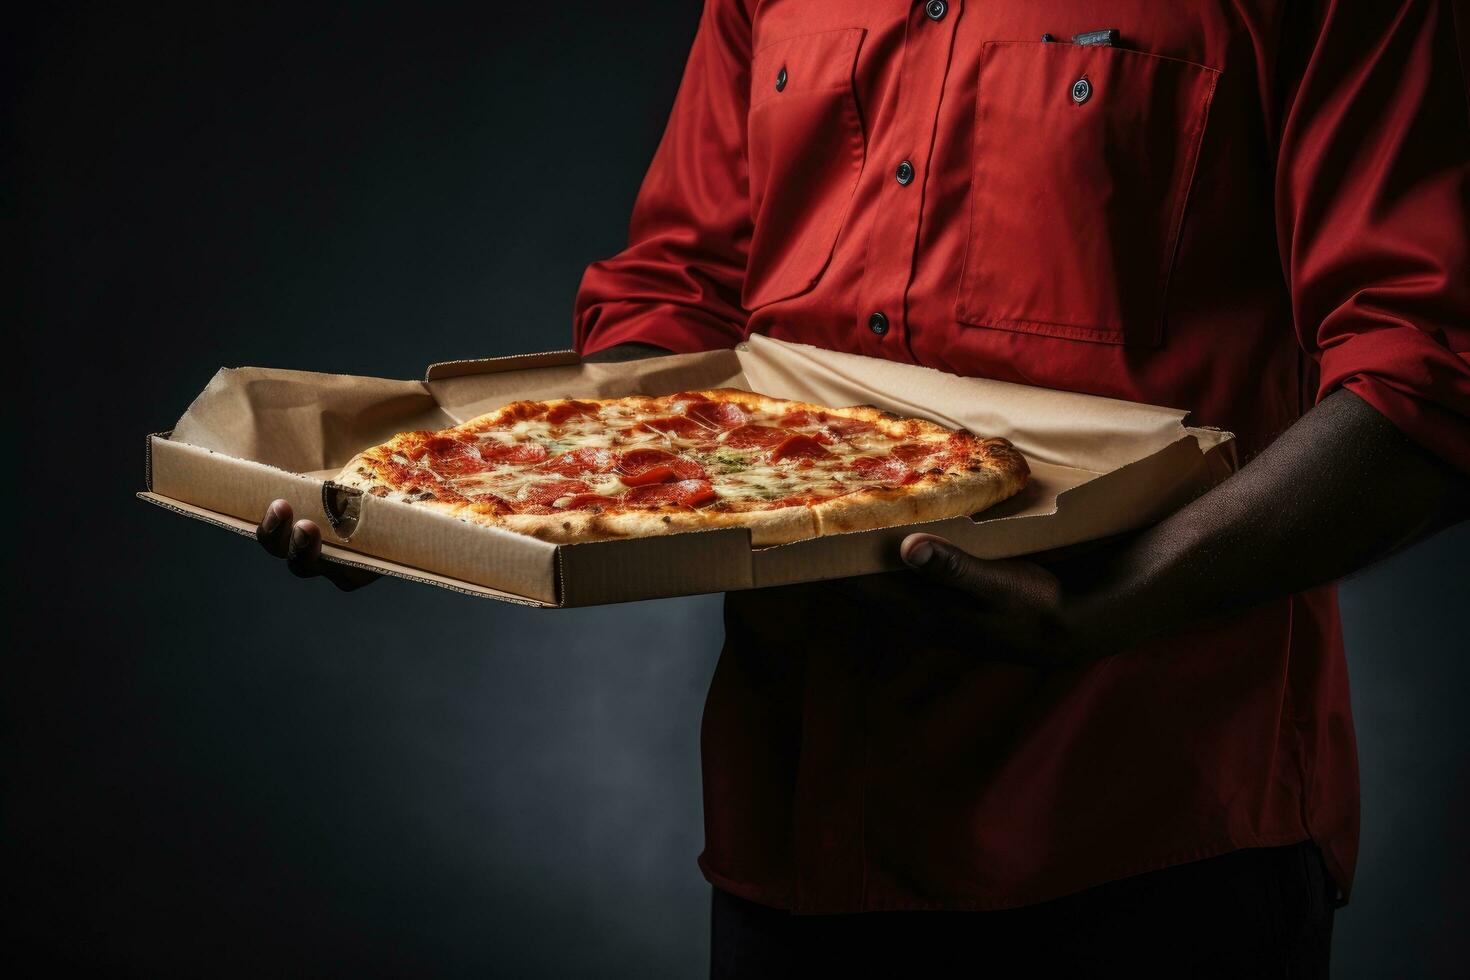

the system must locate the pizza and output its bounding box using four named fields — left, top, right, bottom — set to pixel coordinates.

left=333, top=389, right=1028, bottom=546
